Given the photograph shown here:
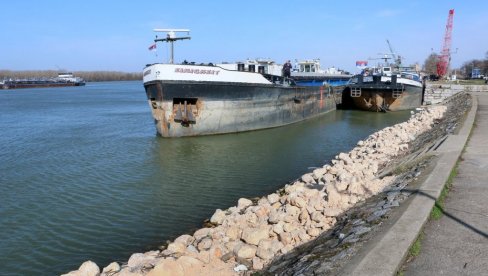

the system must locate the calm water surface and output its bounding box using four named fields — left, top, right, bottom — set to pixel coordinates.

left=0, top=81, right=410, bottom=275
